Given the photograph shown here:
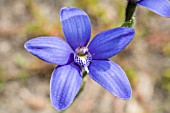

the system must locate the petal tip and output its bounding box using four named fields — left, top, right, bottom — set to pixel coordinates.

left=60, top=6, right=87, bottom=21
left=121, top=27, right=135, bottom=34
left=24, top=42, right=28, bottom=50
left=113, top=87, right=132, bottom=100
left=121, top=89, right=132, bottom=100
left=122, top=27, right=136, bottom=40
left=50, top=99, right=68, bottom=111
left=24, top=40, right=32, bottom=52
left=117, top=82, right=132, bottom=100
